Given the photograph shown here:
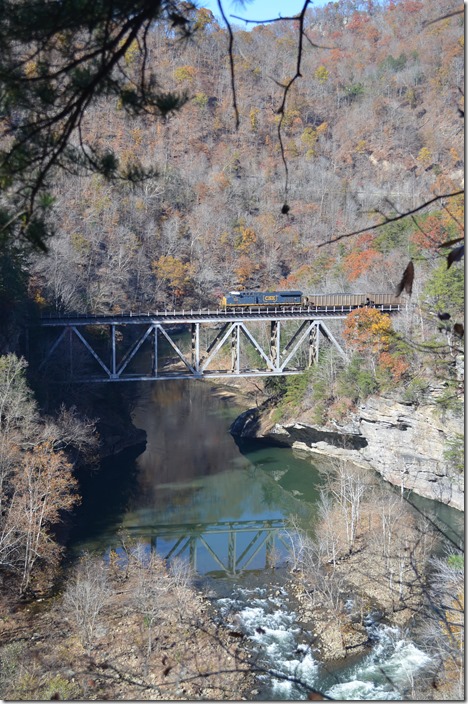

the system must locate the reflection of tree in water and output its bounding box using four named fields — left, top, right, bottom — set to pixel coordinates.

left=122, top=380, right=321, bottom=530
left=134, top=381, right=245, bottom=487
left=129, top=381, right=255, bottom=523
left=261, top=480, right=282, bottom=510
